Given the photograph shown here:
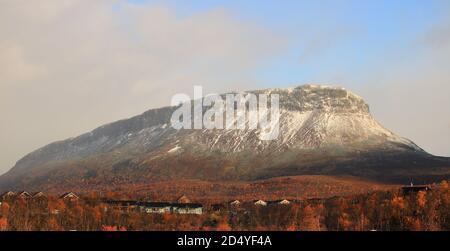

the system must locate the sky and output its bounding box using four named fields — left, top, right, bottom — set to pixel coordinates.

left=0, top=0, right=449, bottom=174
